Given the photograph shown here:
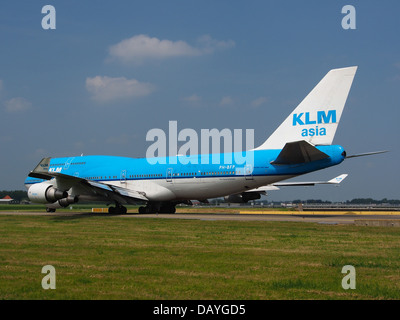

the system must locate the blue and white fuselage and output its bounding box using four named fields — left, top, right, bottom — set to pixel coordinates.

left=24, top=146, right=345, bottom=201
